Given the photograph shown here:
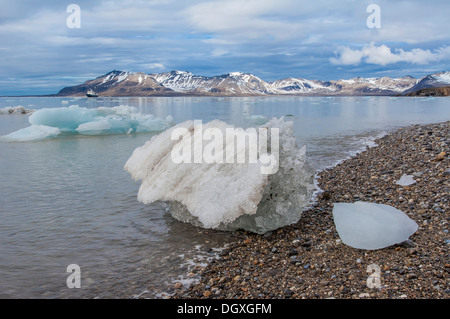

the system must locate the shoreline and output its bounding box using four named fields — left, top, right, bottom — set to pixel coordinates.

left=171, top=121, right=449, bottom=299
left=2, top=93, right=450, bottom=98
